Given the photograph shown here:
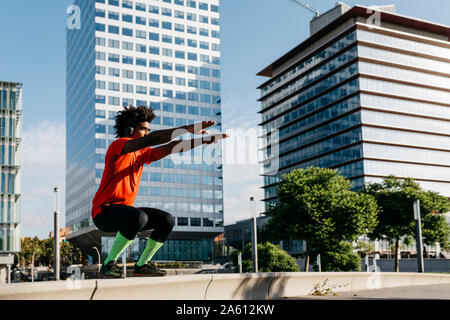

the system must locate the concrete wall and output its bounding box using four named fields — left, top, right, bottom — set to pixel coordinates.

left=1, top=272, right=450, bottom=300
